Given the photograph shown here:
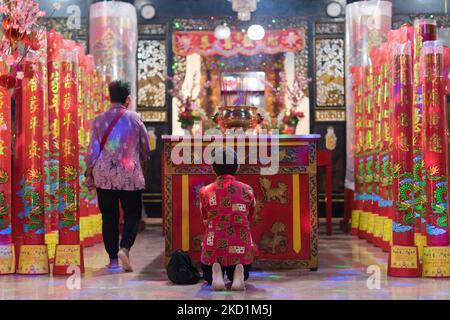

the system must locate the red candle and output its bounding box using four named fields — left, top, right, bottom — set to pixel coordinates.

left=58, top=44, right=80, bottom=245
left=413, top=19, right=437, bottom=237
left=391, top=42, right=415, bottom=246
left=421, top=41, right=449, bottom=247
